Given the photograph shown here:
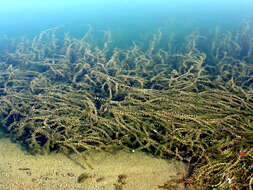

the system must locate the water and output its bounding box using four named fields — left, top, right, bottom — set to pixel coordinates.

left=1, top=0, right=253, bottom=38
left=0, top=0, right=253, bottom=49
left=0, top=1, right=253, bottom=190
